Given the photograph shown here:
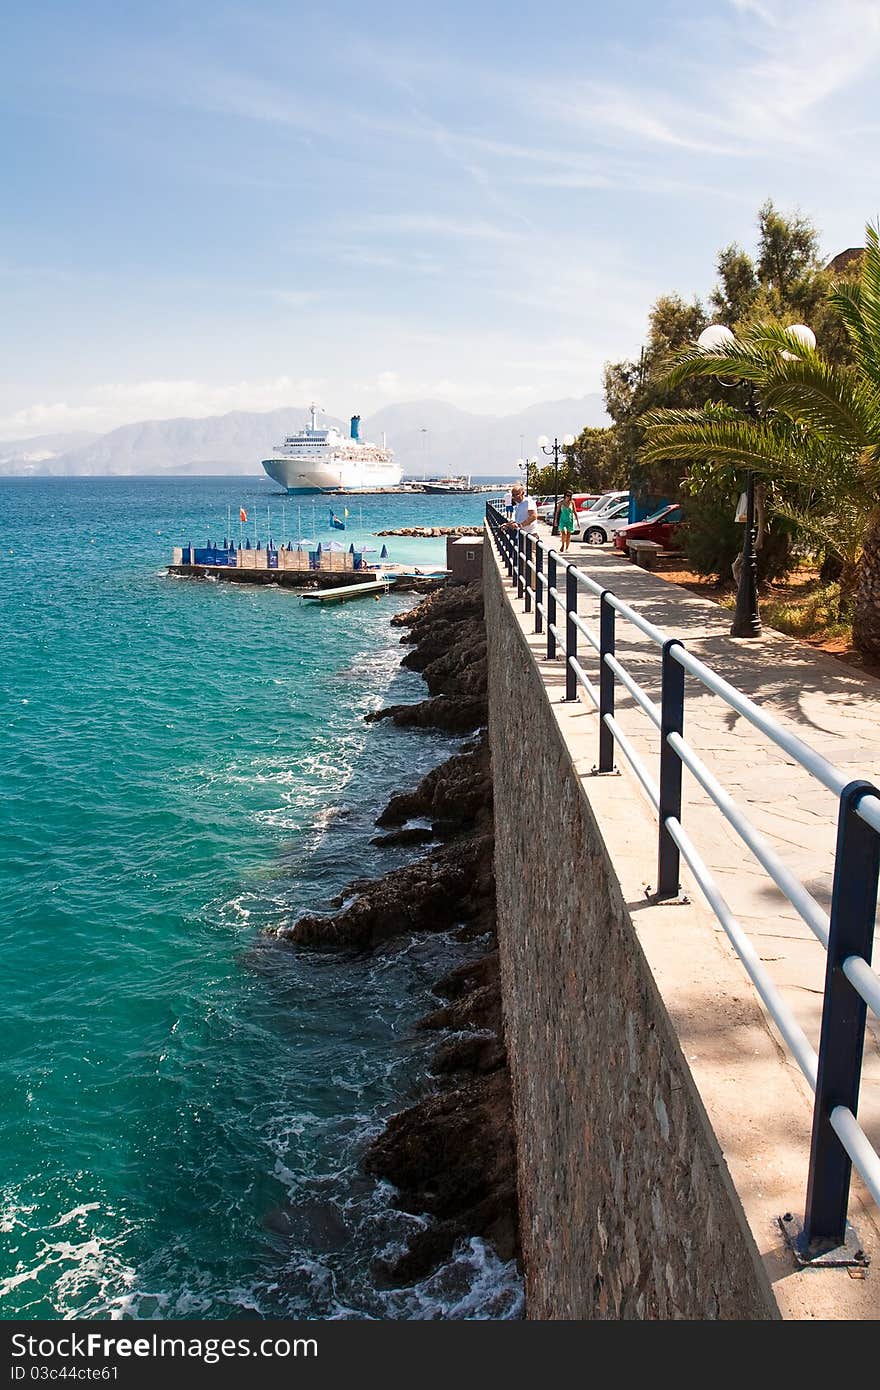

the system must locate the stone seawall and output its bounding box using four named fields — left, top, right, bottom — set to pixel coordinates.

left=484, top=545, right=777, bottom=1319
